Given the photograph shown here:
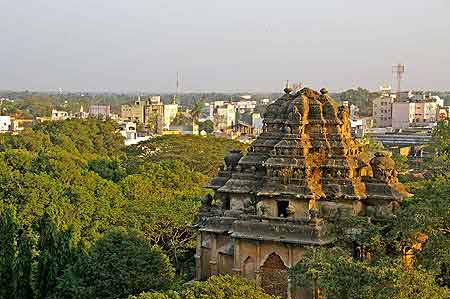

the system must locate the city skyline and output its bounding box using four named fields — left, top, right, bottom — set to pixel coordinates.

left=1, top=0, right=449, bottom=92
